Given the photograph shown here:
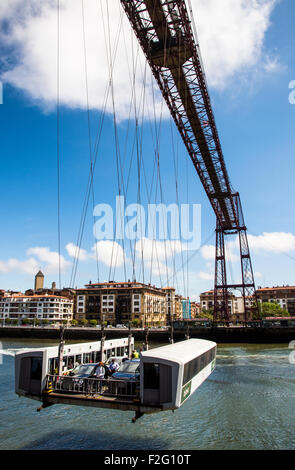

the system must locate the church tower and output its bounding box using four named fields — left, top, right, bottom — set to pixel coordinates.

left=34, top=270, right=44, bottom=291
